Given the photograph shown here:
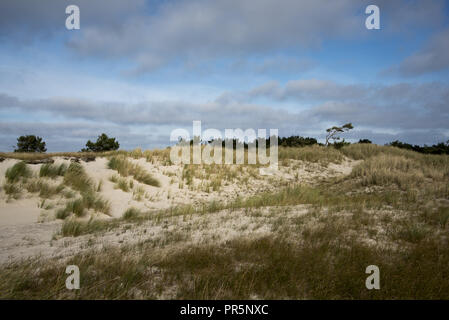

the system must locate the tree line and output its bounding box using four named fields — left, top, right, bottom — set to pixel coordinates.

left=10, top=125, right=449, bottom=155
